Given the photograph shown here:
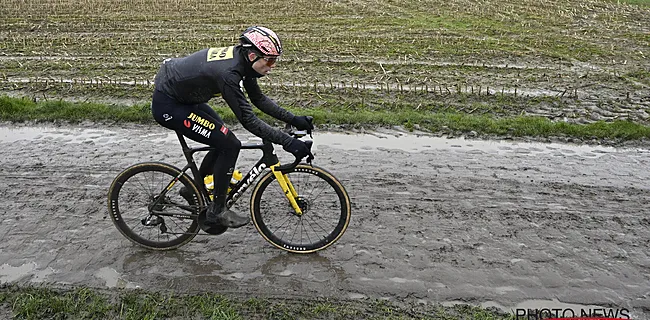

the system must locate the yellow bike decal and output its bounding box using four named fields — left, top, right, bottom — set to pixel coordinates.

left=270, top=164, right=303, bottom=215
left=207, top=46, right=234, bottom=62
